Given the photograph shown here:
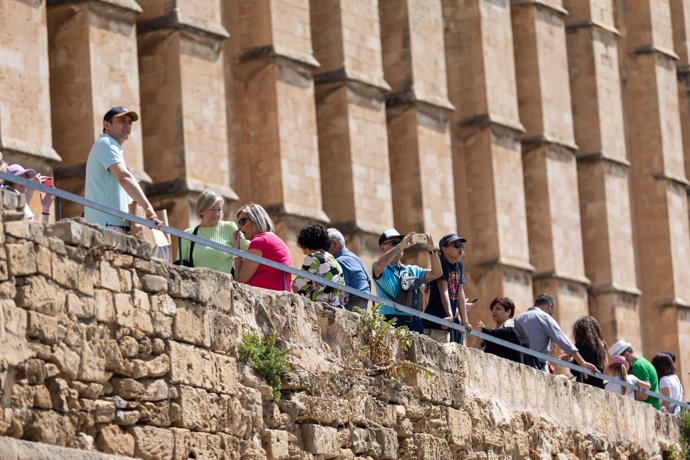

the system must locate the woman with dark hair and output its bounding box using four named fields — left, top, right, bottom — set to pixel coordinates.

left=477, top=297, right=530, bottom=364
left=292, top=224, right=346, bottom=306
left=652, top=352, right=684, bottom=415
left=570, top=316, right=607, bottom=389
left=233, top=203, right=292, bottom=291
